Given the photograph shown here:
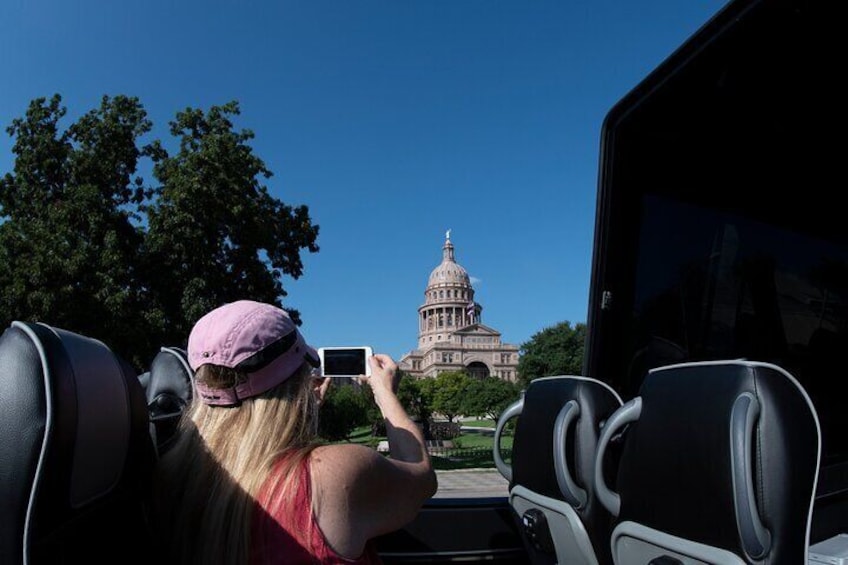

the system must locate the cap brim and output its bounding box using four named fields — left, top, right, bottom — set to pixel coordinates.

left=305, top=345, right=321, bottom=368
